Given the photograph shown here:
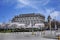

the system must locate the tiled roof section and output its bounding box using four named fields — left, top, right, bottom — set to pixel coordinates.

left=15, top=13, right=45, bottom=18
